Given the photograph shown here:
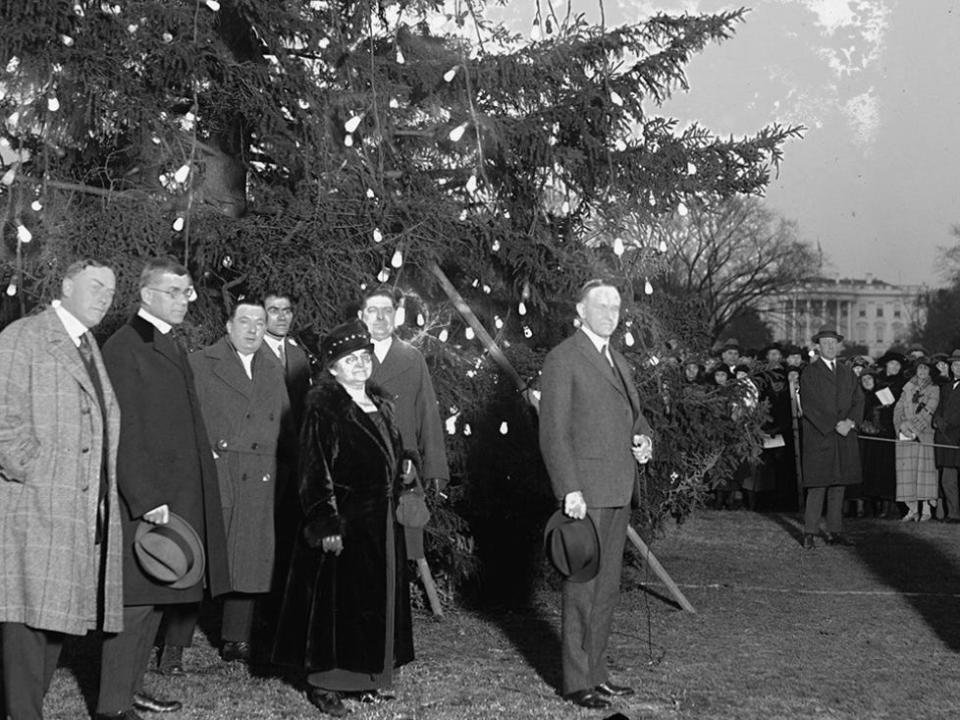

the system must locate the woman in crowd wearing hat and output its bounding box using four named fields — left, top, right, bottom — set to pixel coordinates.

left=272, top=320, right=416, bottom=716
left=893, top=357, right=940, bottom=521
left=863, top=351, right=907, bottom=518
